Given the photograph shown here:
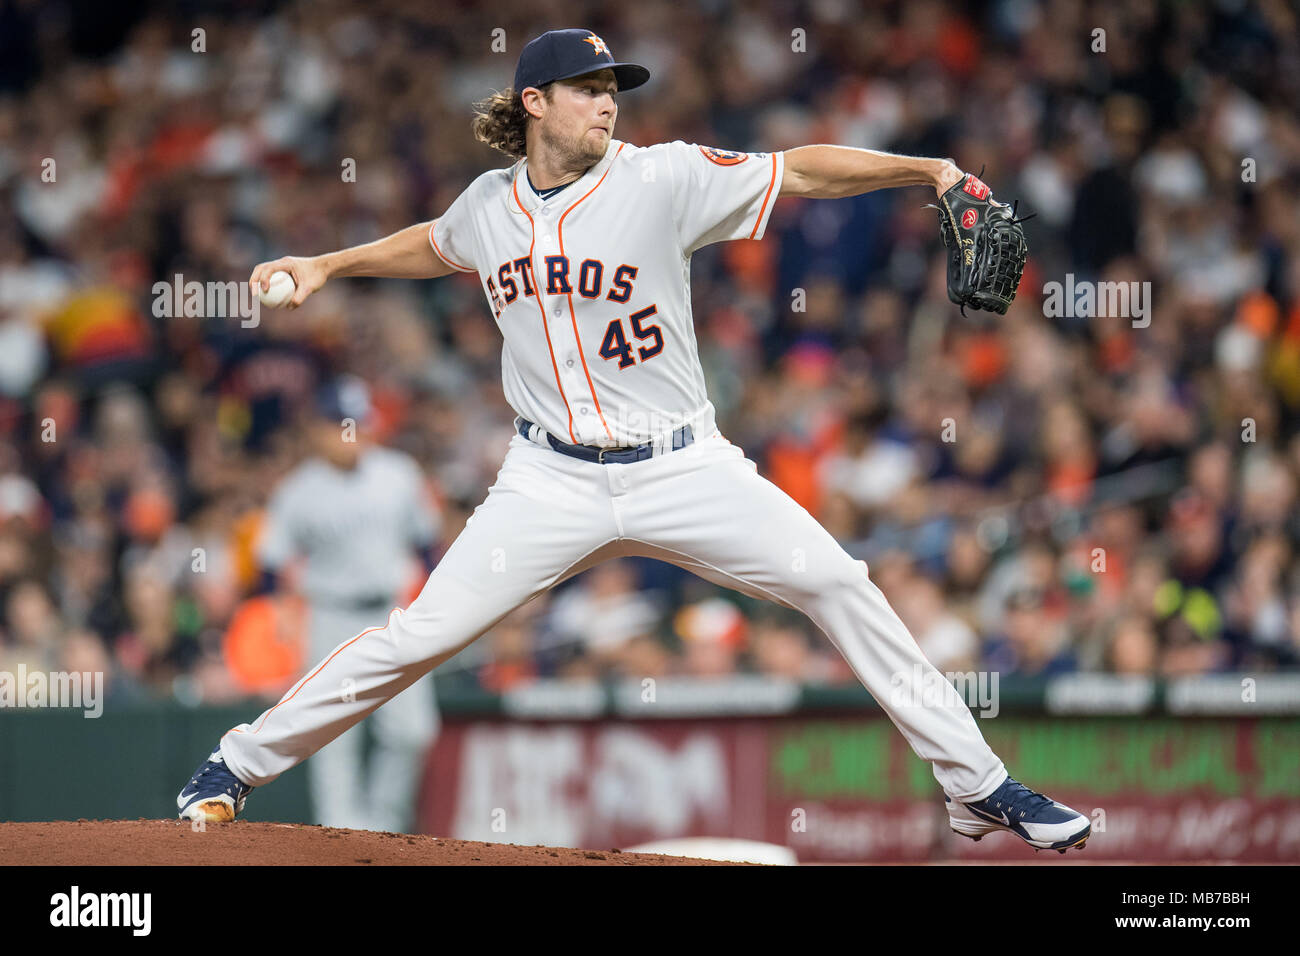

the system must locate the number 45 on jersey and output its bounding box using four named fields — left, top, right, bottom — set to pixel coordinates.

left=599, top=305, right=663, bottom=370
